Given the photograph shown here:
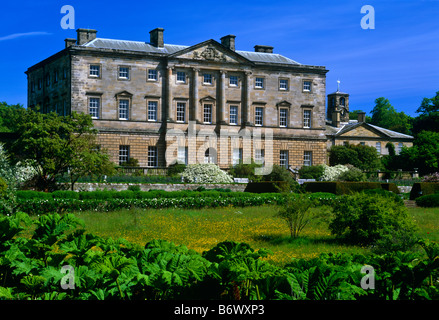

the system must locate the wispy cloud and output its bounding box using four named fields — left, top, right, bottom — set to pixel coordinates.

left=0, top=31, right=51, bottom=42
